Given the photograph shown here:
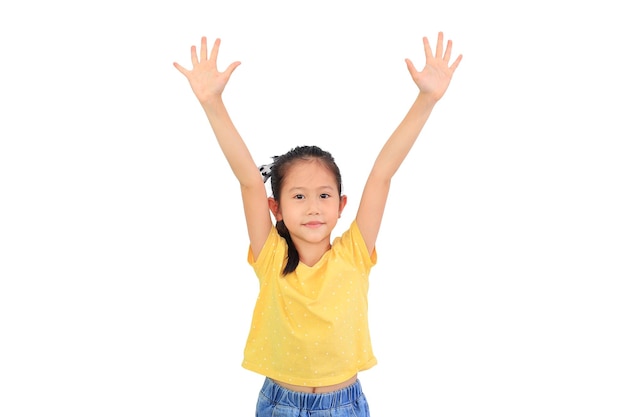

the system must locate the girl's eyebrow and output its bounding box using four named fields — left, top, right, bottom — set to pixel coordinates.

left=287, top=185, right=335, bottom=193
